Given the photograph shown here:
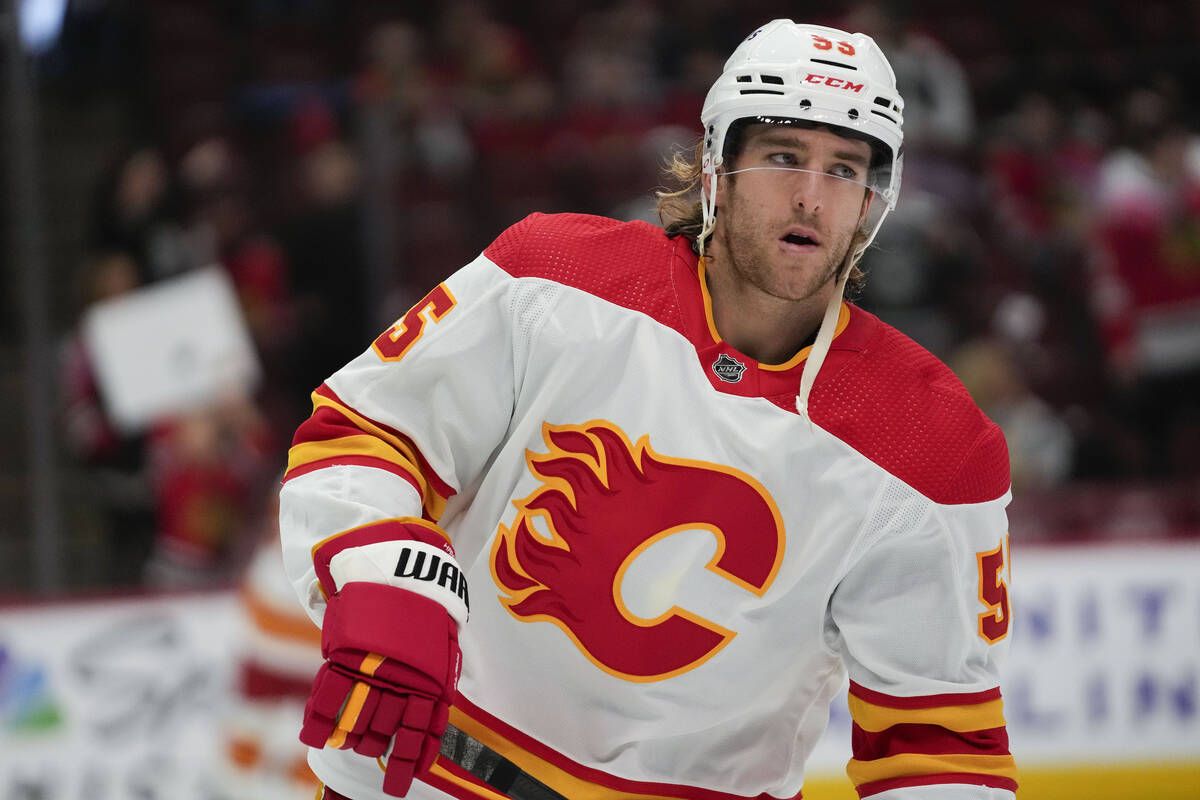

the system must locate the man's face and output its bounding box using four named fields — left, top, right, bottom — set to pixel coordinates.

left=712, top=124, right=873, bottom=303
